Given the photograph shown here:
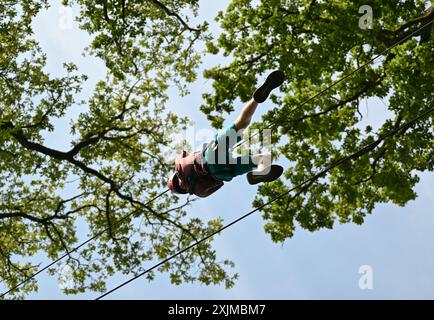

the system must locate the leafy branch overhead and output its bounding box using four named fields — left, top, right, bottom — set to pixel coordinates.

left=0, top=0, right=233, bottom=299
left=203, top=0, right=433, bottom=242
